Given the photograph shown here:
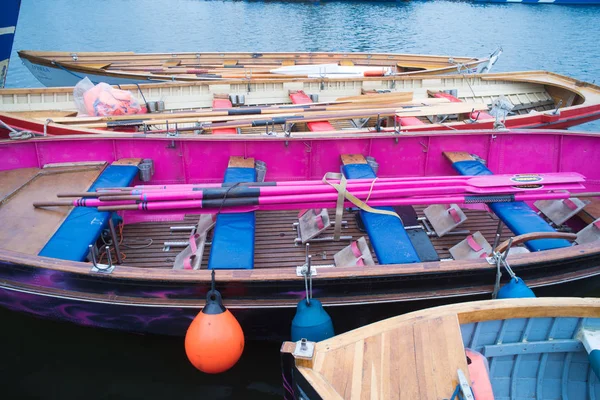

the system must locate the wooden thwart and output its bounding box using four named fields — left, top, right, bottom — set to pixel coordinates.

left=340, top=154, right=367, bottom=165
left=228, top=156, right=254, bottom=169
